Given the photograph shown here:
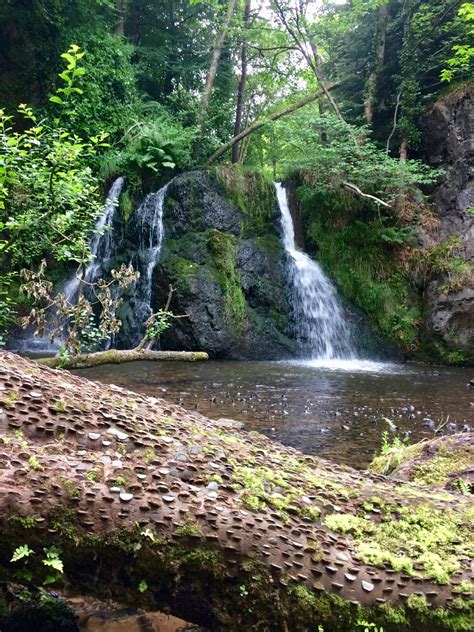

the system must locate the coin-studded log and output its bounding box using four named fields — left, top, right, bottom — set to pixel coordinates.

left=0, top=352, right=472, bottom=631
